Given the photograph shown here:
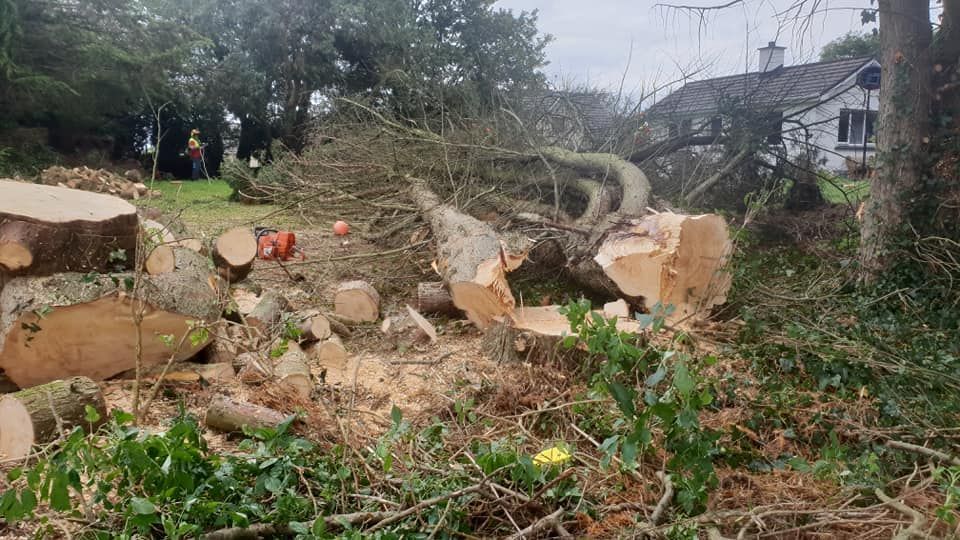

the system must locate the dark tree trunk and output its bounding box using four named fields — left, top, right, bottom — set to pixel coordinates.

left=859, top=0, right=933, bottom=281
